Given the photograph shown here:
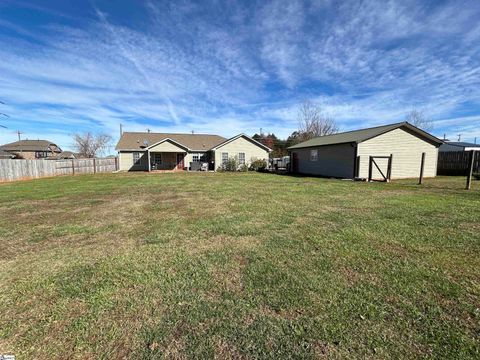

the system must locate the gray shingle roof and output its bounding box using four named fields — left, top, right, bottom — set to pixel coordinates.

left=115, top=132, right=227, bottom=151
left=444, top=142, right=480, bottom=147
left=287, top=122, right=443, bottom=149
left=0, top=140, right=60, bottom=152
